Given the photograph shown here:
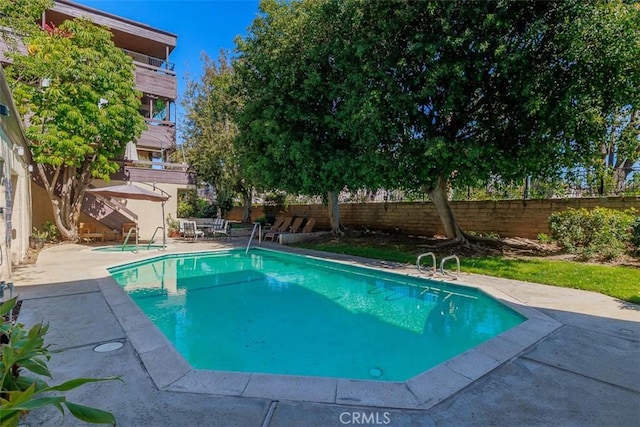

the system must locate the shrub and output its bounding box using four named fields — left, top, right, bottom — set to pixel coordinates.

left=537, top=233, right=552, bottom=244
left=548, top=207, right=636, bottom=260
left=631, top=216, right=640, bottom=251
left=176, top=190, right=216, bottom=218
left=41, top=221, right=60, bottom=242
